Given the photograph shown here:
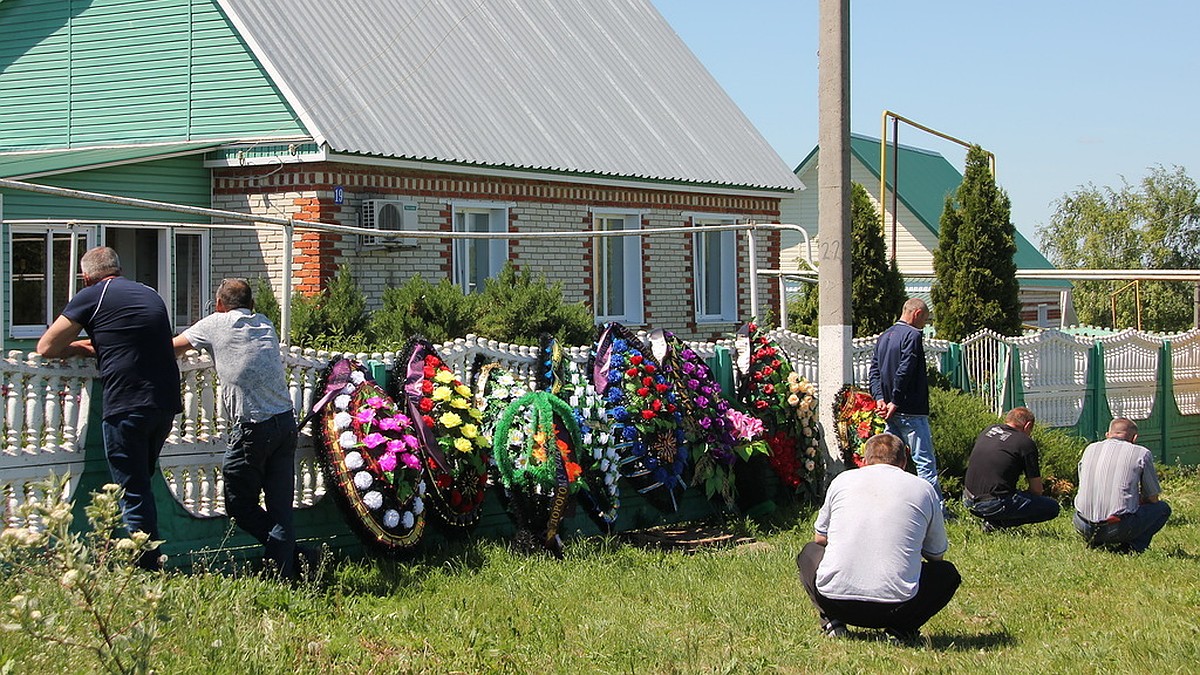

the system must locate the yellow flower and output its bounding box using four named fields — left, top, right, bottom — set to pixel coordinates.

left=450, top=396, right=469, bottom=409
left=434, top=369, right=455, bottom=384
left=455, top=384, right=472, bottom=397
left=454, top=437, right=473, bottom=453
left=439, top=412, right=463, bottom=428
left=461, top=424, right=478, bottom=439
left=432, top=386, right=452, bottom=402
left=787, top=394, right=800, bottom=406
